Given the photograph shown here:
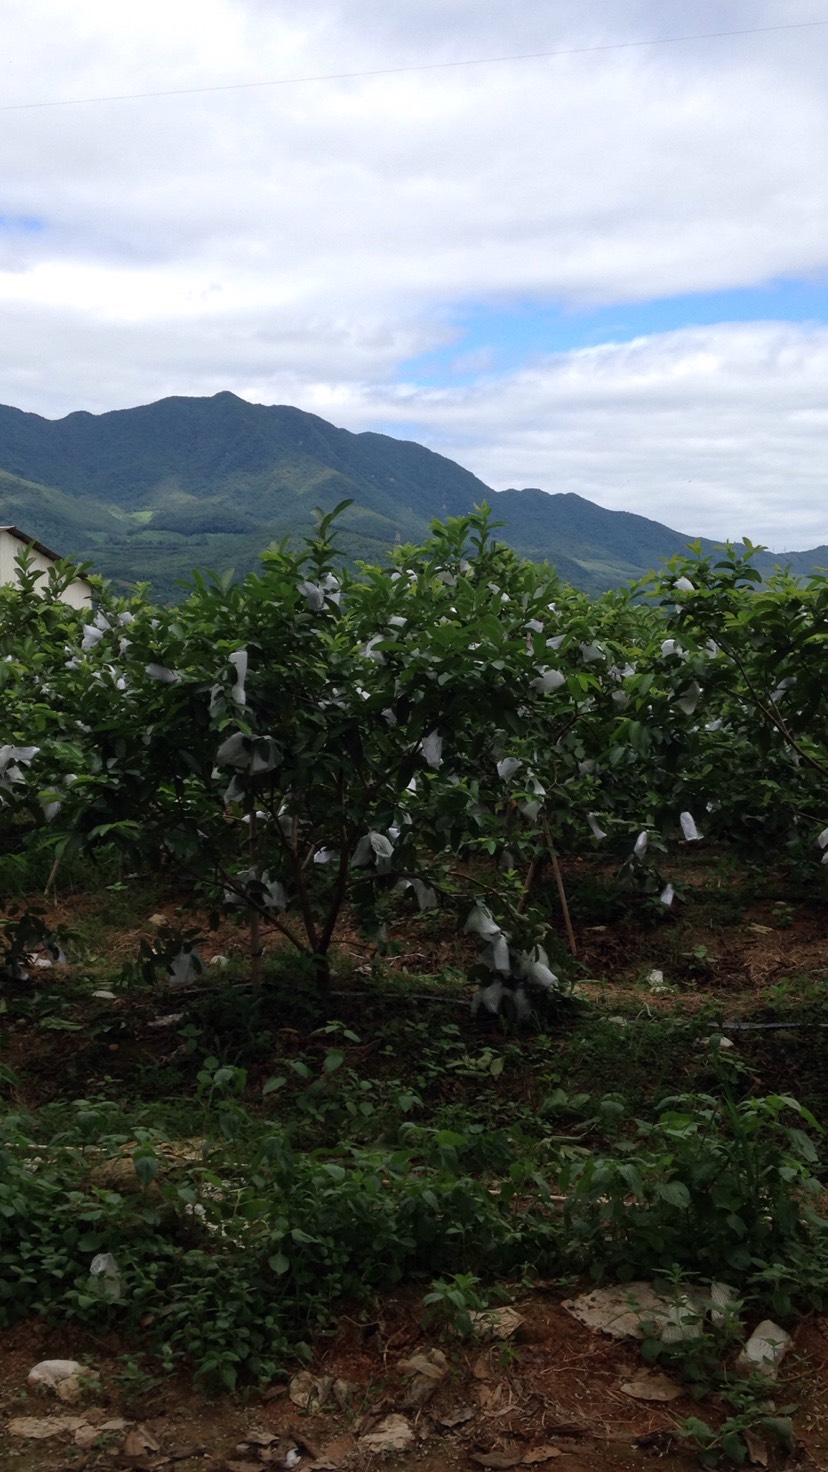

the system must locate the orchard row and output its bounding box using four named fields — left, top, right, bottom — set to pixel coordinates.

left=1, top=505, right=826, bottom=1003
